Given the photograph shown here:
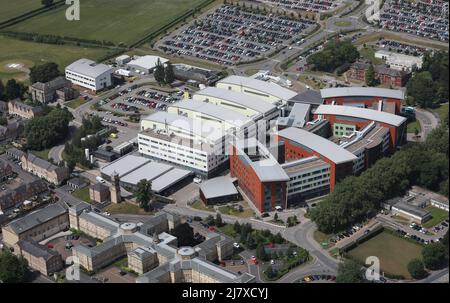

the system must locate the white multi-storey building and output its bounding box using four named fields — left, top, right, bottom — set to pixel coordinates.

left=138, top=112, right=229, bottom=178
left=65, top=58, right=113, bottom=91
